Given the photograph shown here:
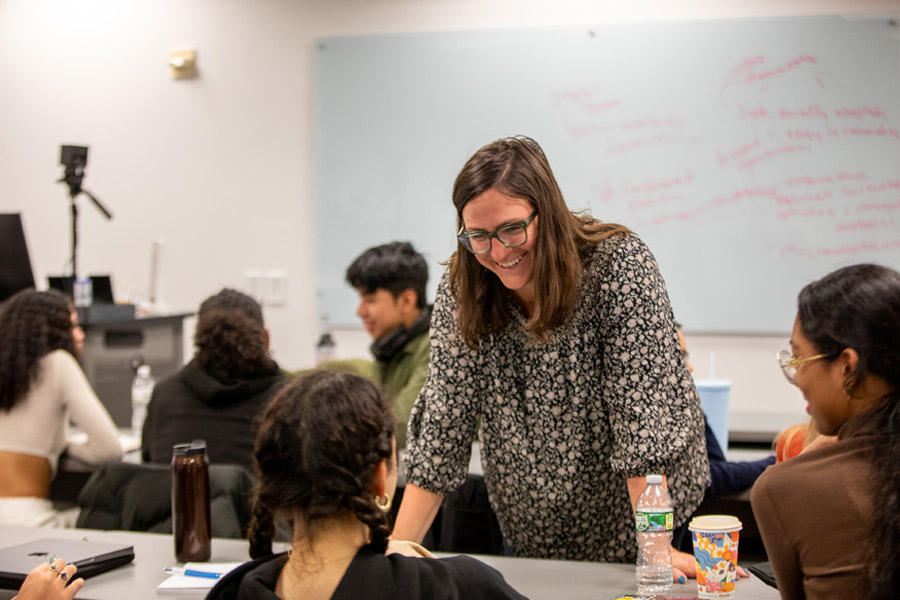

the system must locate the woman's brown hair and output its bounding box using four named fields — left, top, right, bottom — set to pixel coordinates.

left=247, top=370, right=395, bottom=559
left=449, top=136, right=630, bottom=348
